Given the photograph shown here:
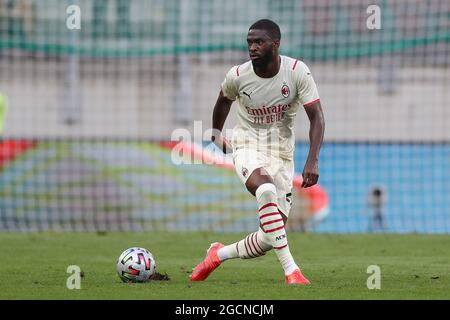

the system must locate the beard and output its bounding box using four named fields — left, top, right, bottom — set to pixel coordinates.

left=251, top=49, right=274, bottom=68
